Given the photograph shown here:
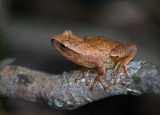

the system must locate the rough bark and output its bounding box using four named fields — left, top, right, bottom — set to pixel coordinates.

left=0, top=58, right=159, bottom=110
